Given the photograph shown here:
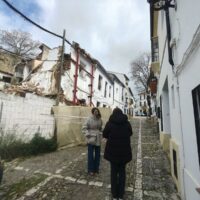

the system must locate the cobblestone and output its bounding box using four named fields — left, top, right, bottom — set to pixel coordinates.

left=0, top=118, right=180, bottom=200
